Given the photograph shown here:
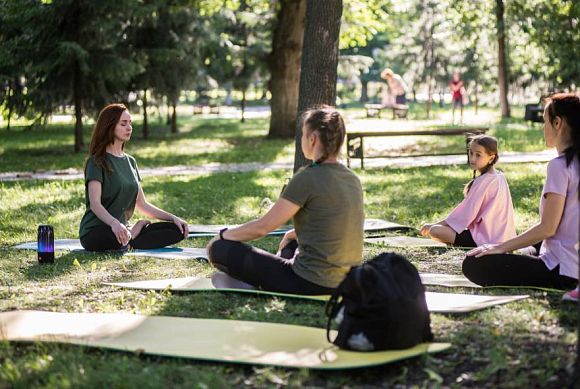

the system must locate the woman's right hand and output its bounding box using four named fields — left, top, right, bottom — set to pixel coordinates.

left=277, top=229, right=297, bottom=256
left=111, top=220, right=131, bottom=246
